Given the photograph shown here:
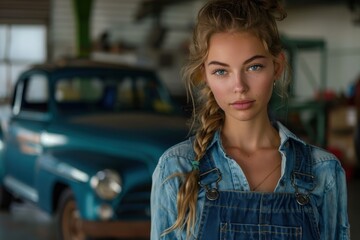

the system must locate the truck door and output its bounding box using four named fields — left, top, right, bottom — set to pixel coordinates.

left=3, top=72, right=50, bottom=203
